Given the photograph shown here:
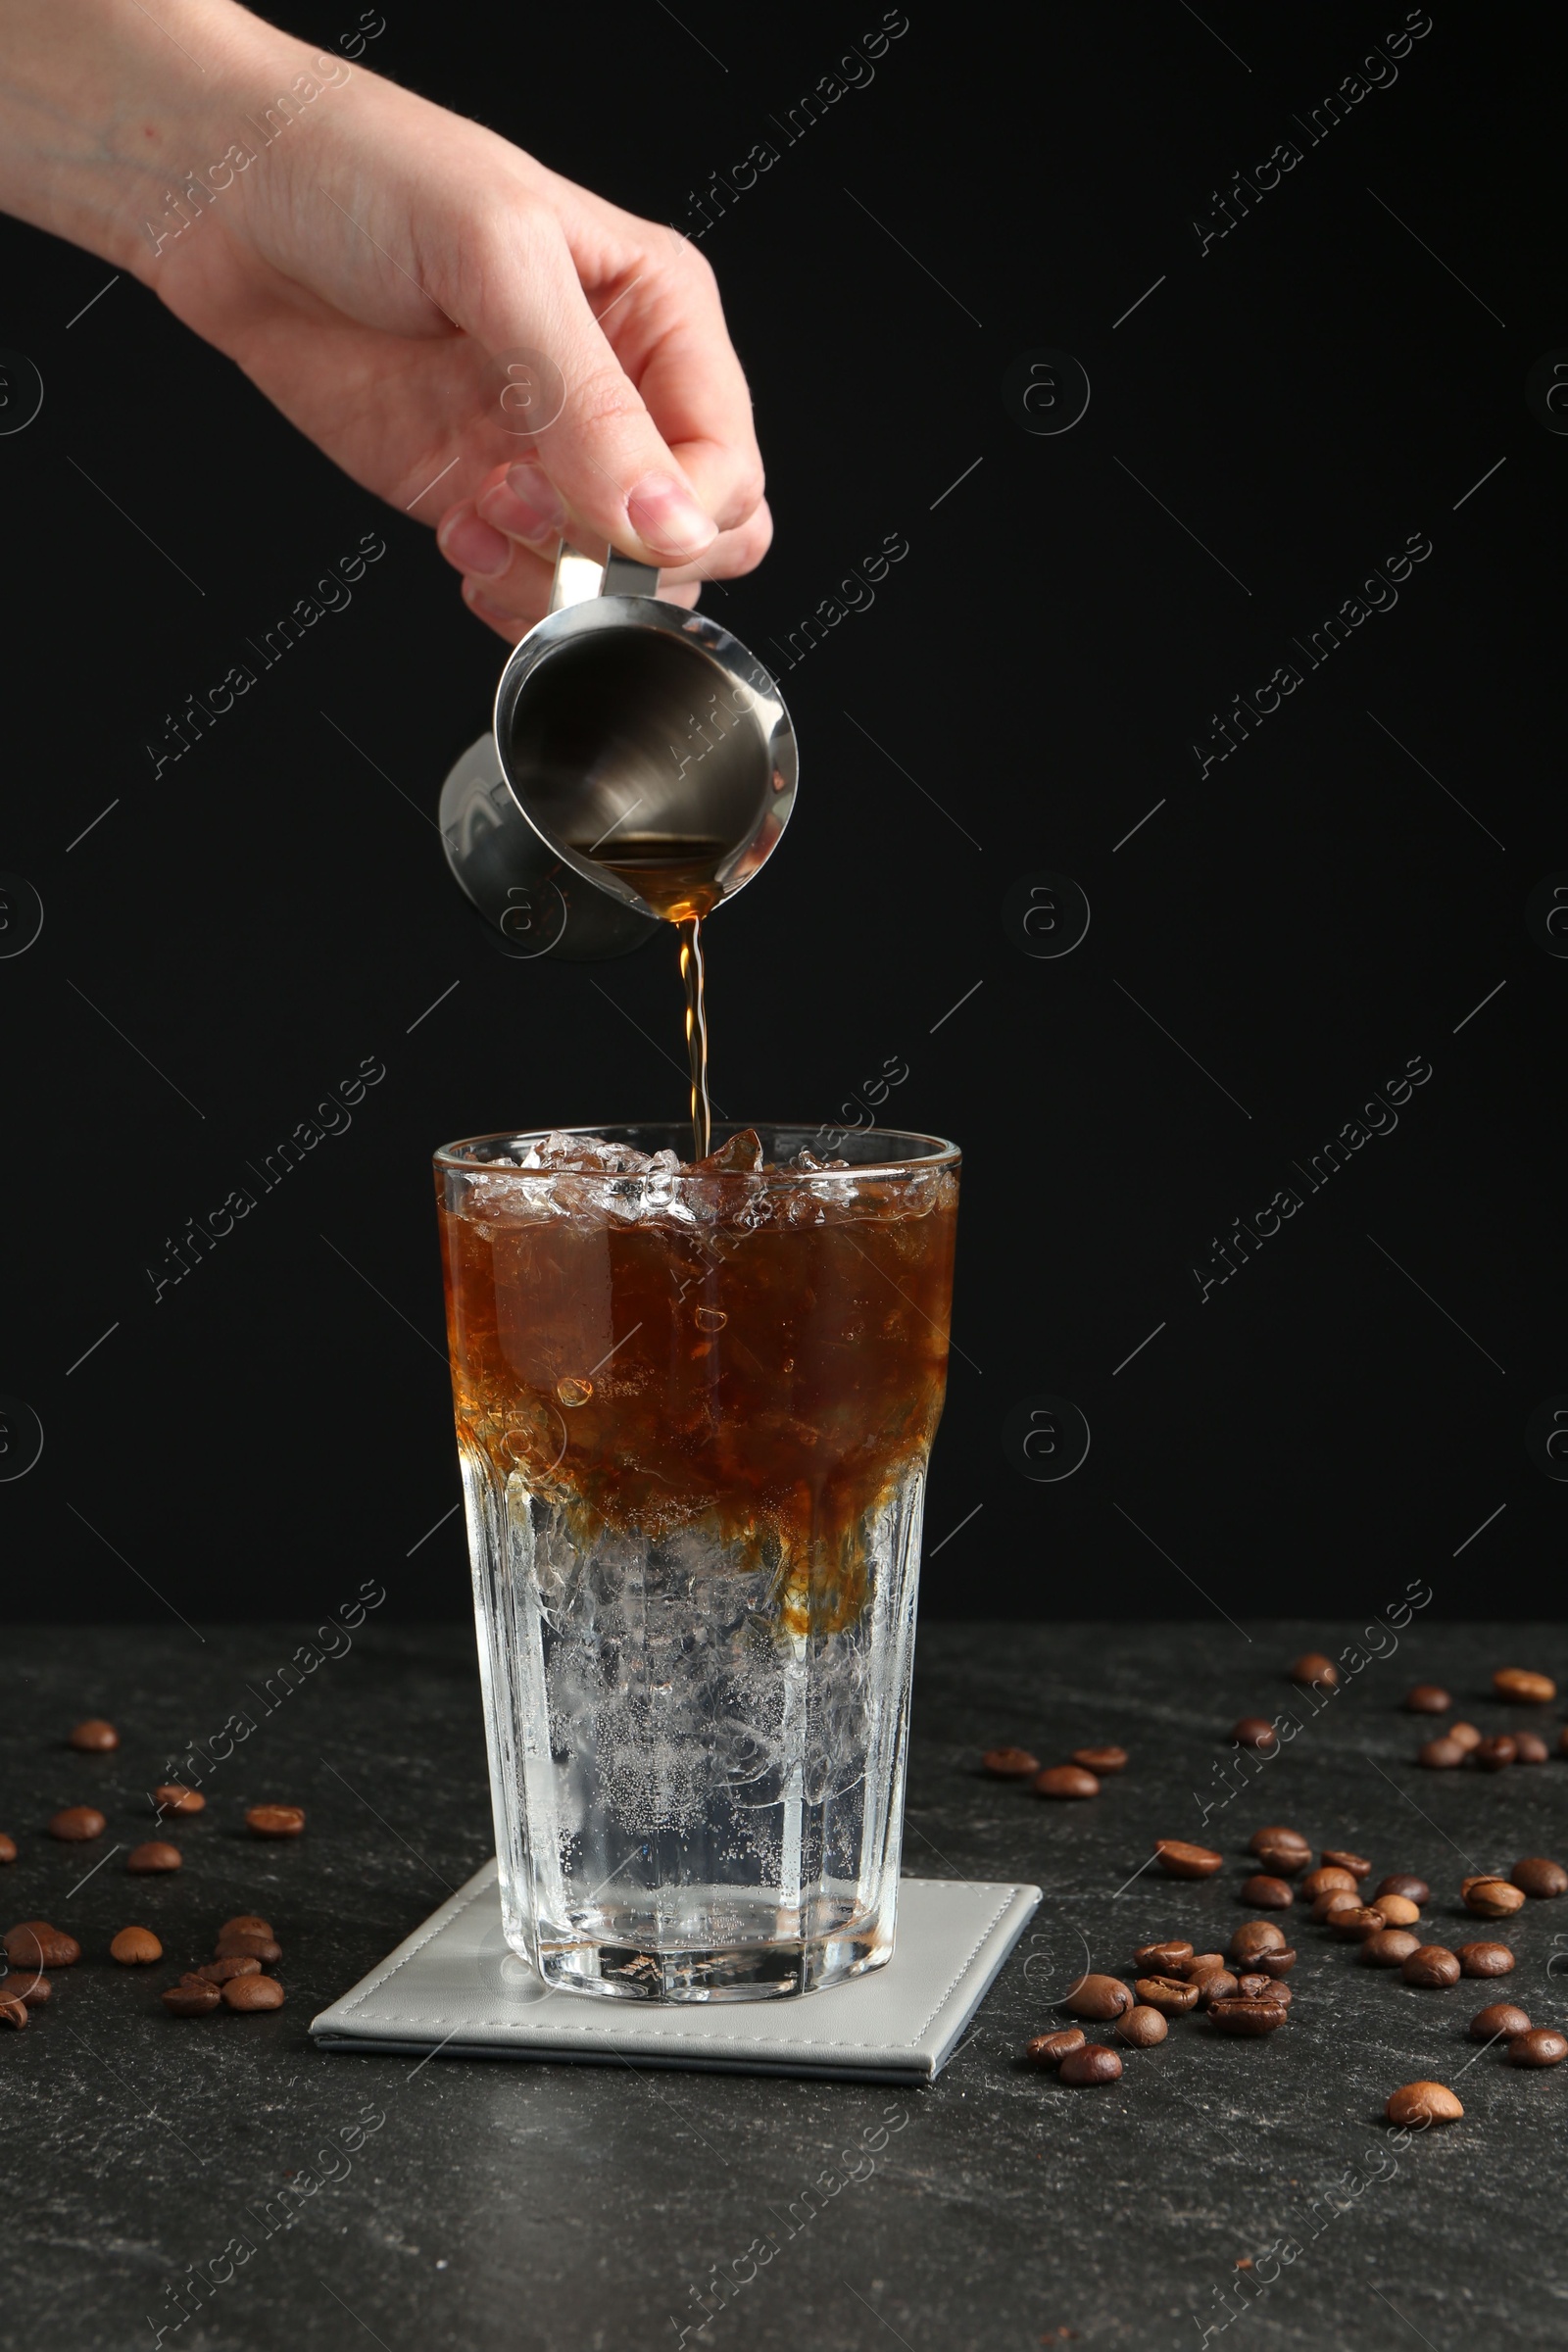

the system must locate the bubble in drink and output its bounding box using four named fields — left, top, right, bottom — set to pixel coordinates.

left=557, top=1376, right=593, bottom=1407
left=693, top=1305, right=727, bottom=1331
